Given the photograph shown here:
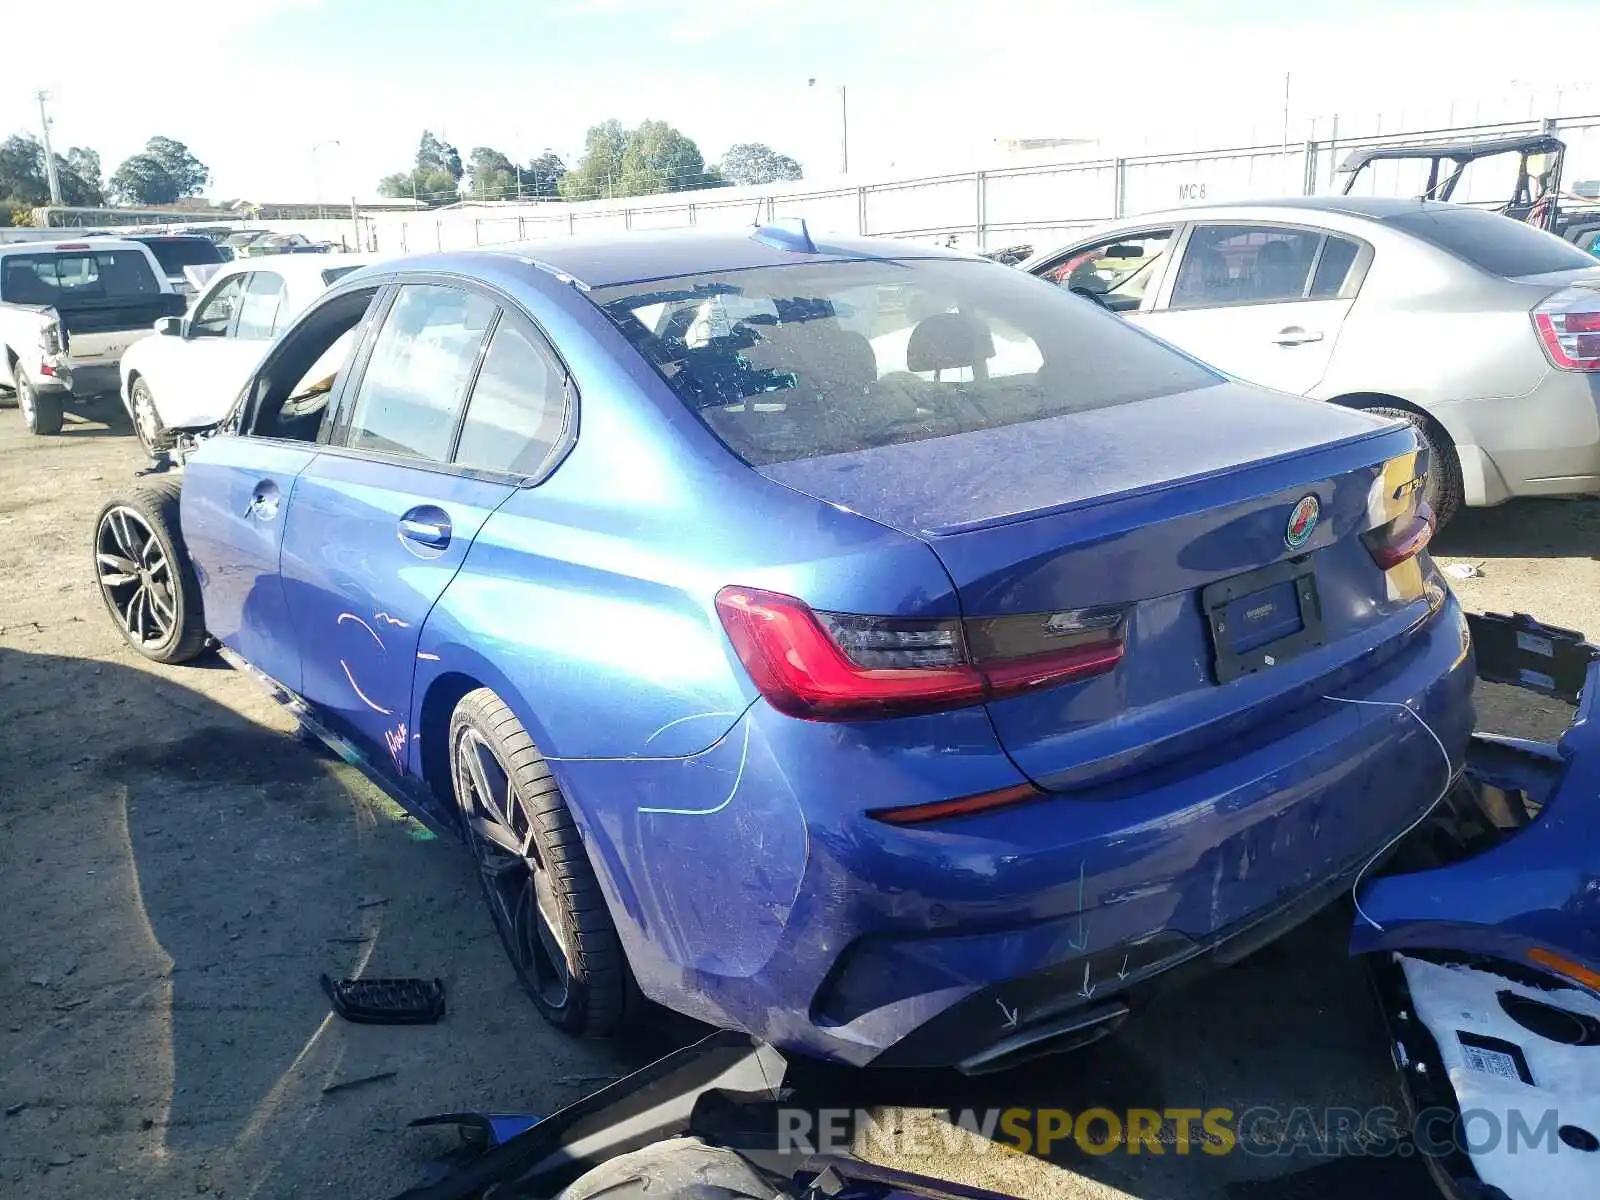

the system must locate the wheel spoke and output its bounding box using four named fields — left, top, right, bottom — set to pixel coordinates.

left=145, top=578, right=175, bottom=620
left=466, top=737, right=510, bottom=827
left=468, top=814, right=523, bottom=858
